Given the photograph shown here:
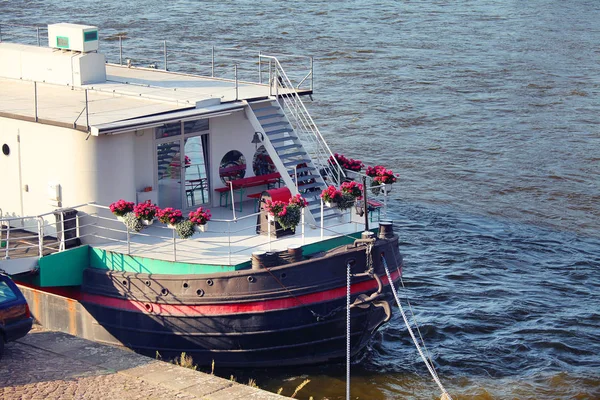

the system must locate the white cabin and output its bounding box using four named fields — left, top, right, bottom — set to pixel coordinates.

left=0, top=24, right=375, bottom=248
